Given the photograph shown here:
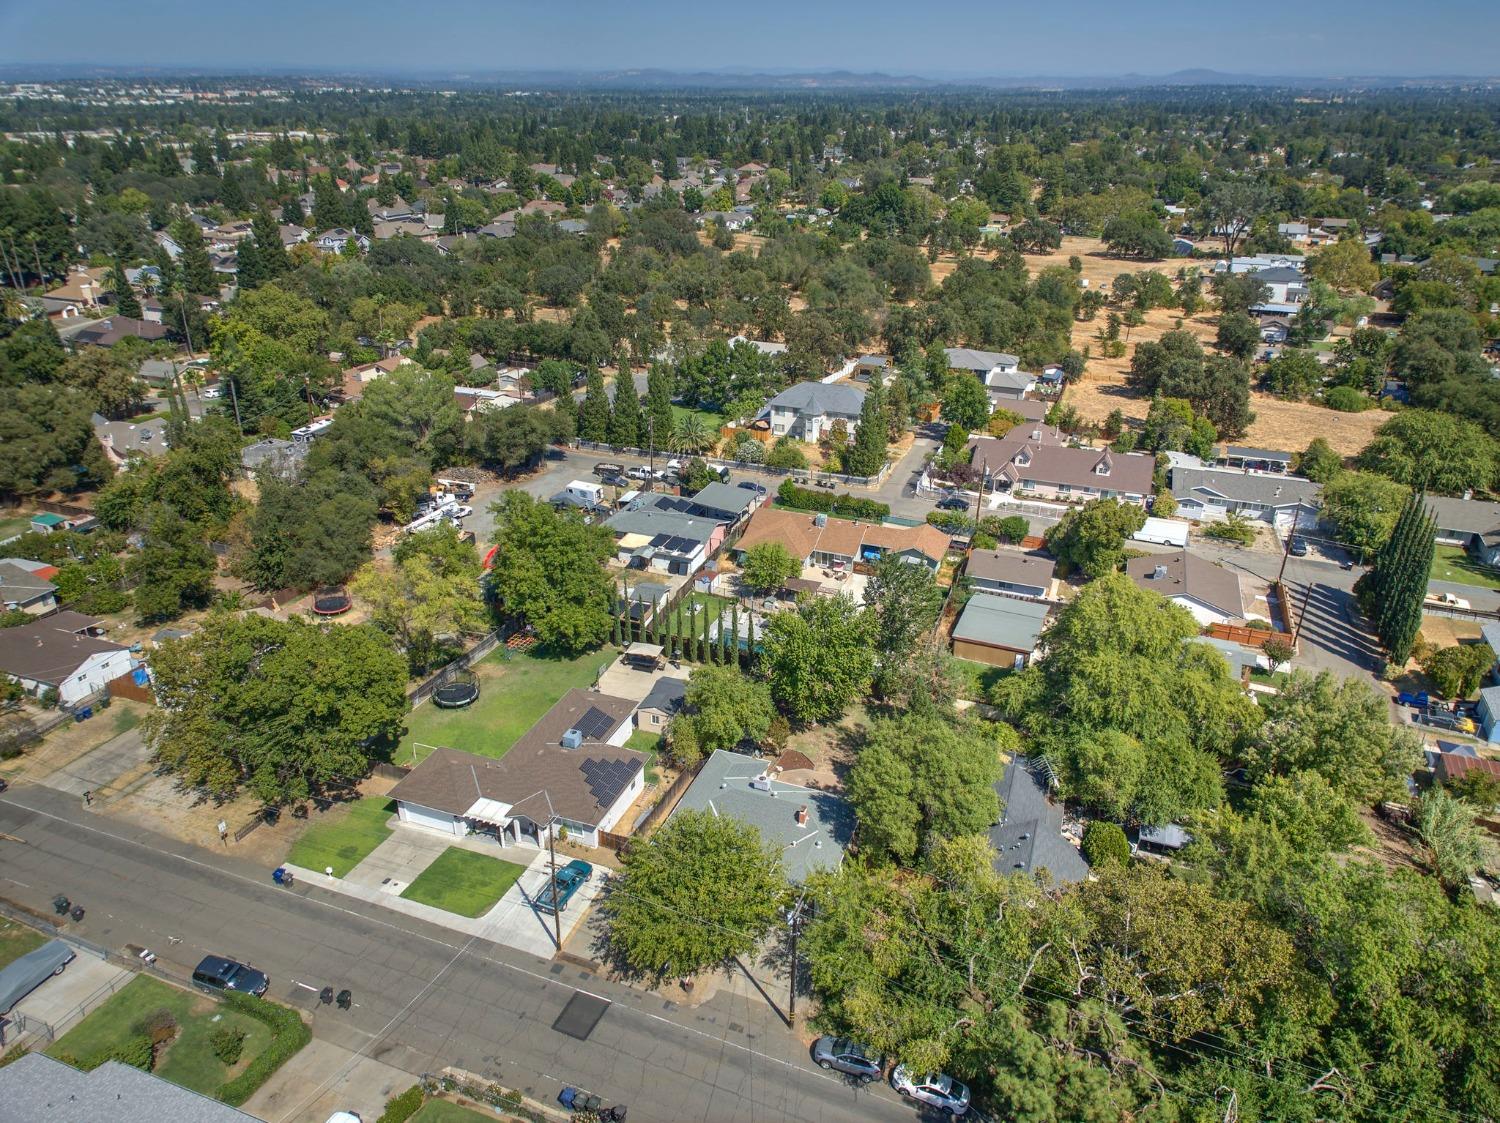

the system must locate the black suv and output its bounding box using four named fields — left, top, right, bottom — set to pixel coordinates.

left=192, top=954, right=269, bottom=997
